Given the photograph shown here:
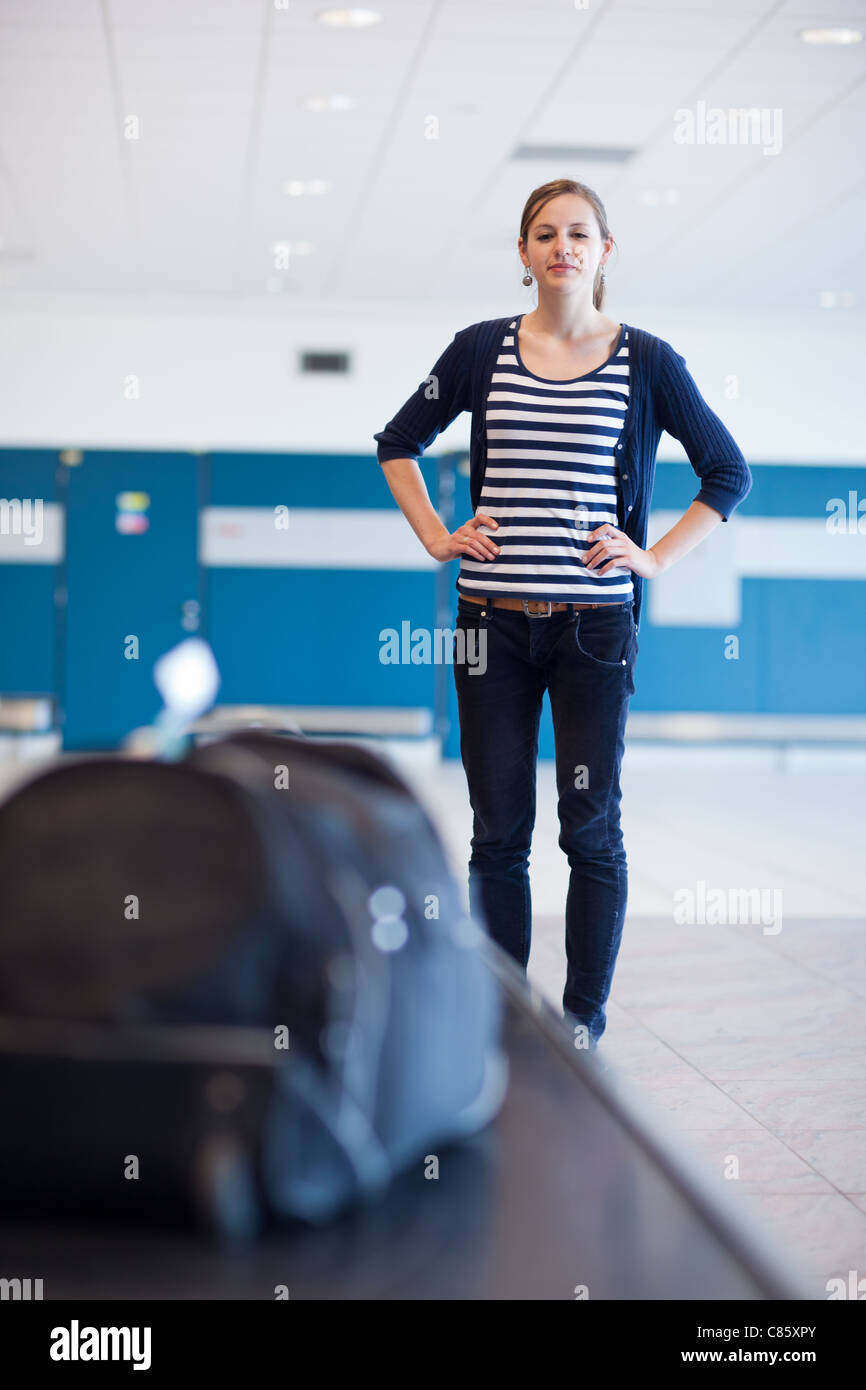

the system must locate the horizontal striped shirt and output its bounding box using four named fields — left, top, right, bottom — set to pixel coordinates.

left=457, top=315, right=635, bottom=604
left=374, top=312, right=753, bottom=633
